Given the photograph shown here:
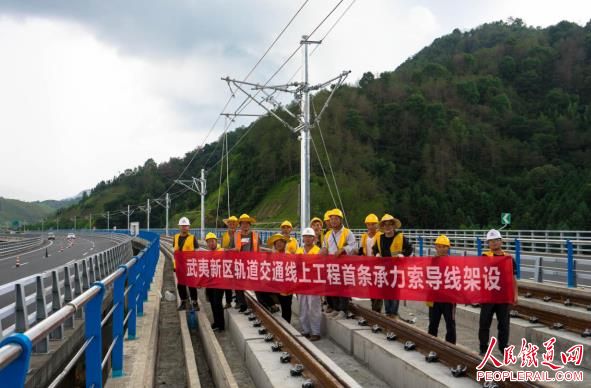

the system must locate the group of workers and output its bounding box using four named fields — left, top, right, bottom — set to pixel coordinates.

left=173, top=210, right=516, bottom=353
